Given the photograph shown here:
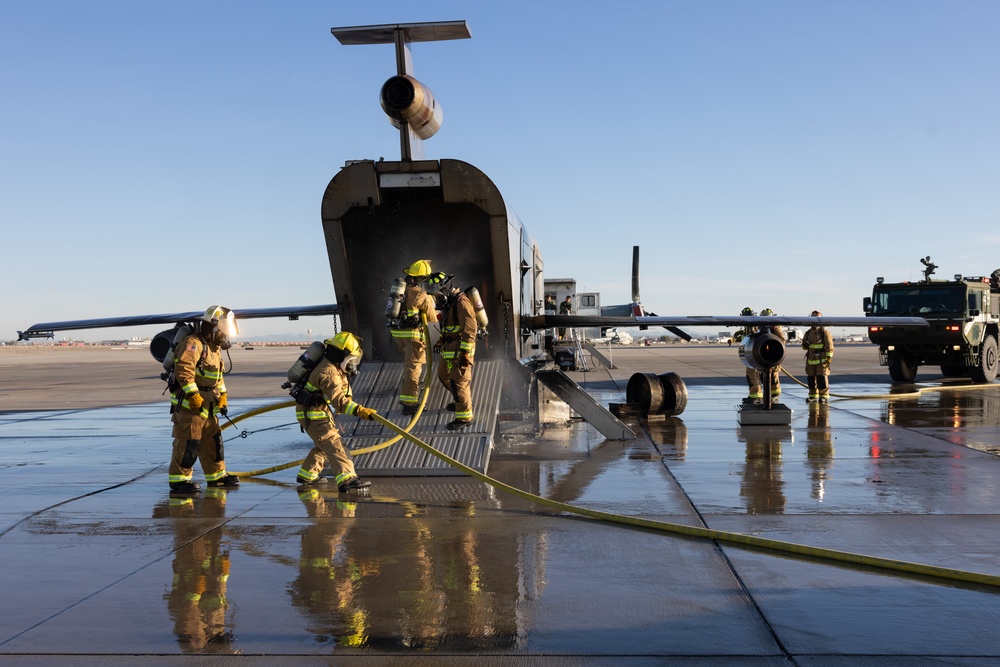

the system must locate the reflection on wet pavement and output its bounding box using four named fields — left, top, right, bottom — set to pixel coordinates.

left=5, top=374, right=1000, bottom=658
